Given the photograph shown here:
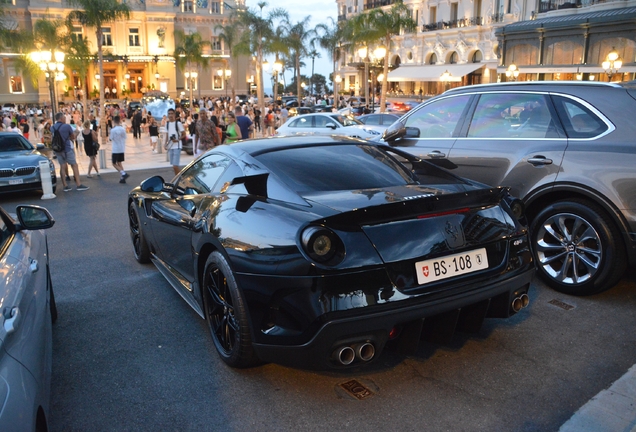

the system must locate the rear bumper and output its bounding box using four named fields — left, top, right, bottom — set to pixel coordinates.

left=249, top=266, right=535, bottom=370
